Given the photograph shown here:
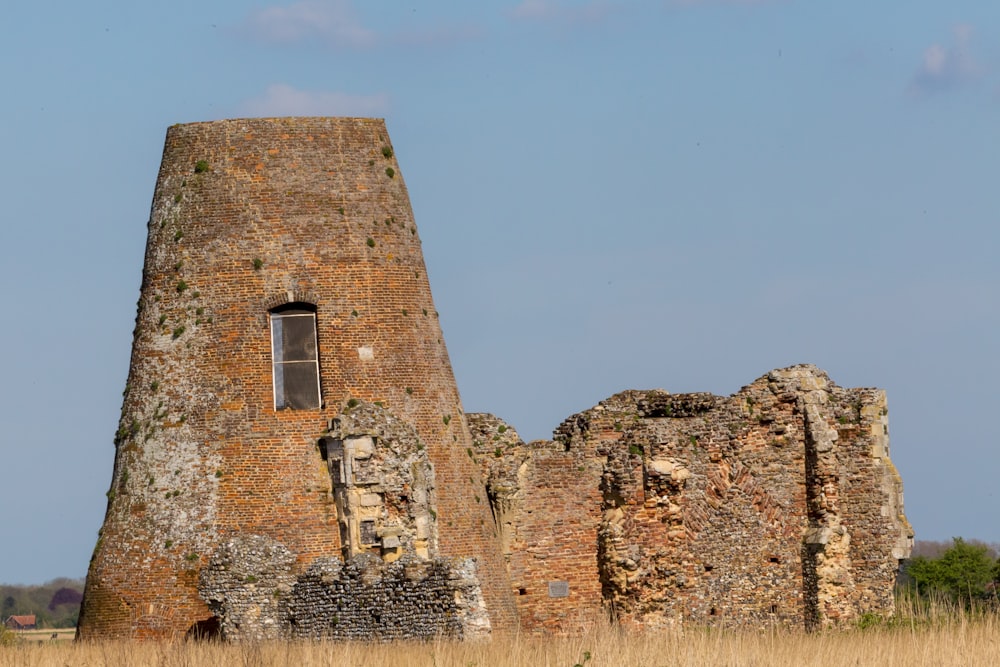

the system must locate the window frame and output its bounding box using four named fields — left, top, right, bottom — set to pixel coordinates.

left=269, top=303, right=322, bottom=411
